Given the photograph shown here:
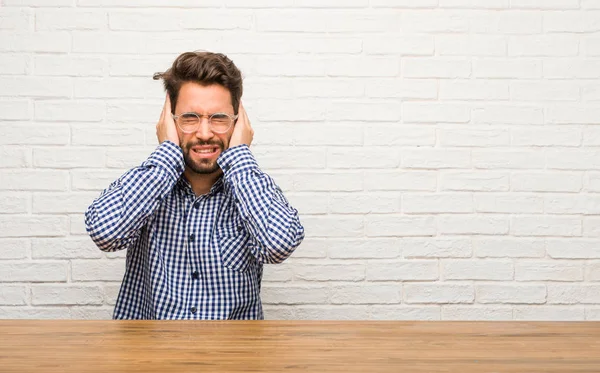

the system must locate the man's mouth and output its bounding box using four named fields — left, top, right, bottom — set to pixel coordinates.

left=191, top=145, right=220, bottom=157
